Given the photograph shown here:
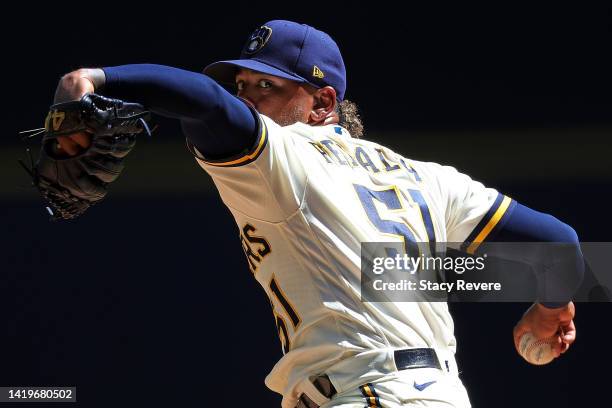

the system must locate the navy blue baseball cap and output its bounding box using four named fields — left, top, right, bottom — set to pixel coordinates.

left=204, top=20, right=347, bottom=101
